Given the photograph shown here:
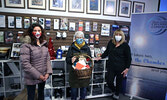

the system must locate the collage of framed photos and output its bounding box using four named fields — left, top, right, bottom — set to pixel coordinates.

left=2, top=0, right=145, bottom=18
